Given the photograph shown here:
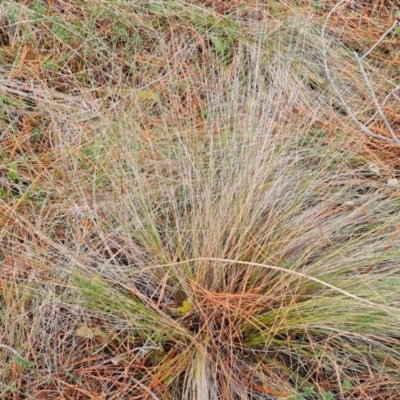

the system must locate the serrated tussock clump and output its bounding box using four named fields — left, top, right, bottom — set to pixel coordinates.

left=1, top=1, right=400, bottom=399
